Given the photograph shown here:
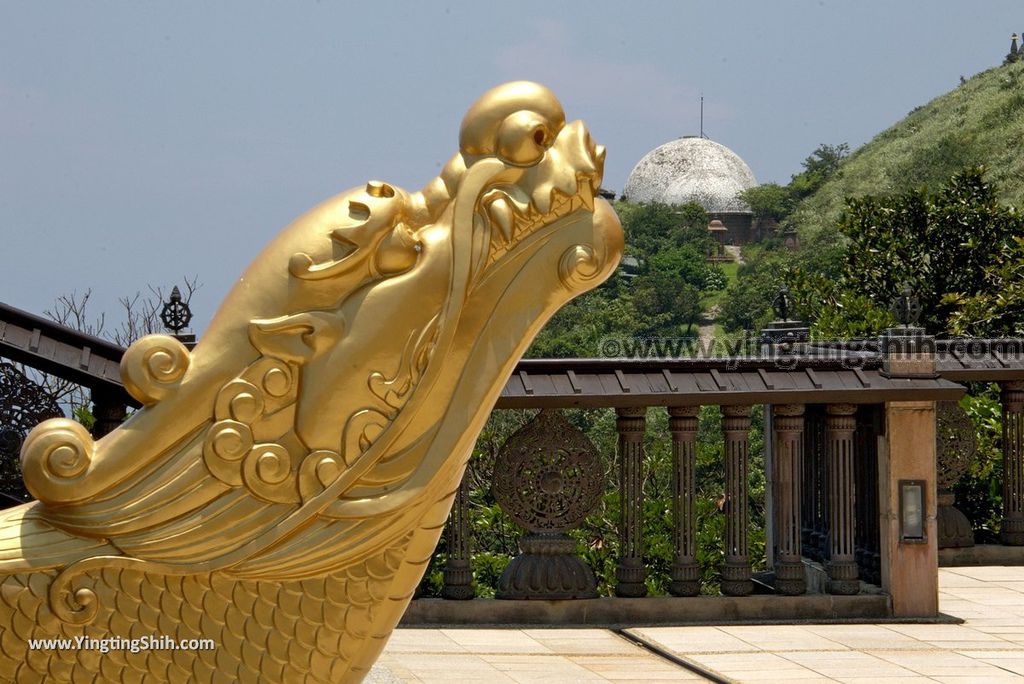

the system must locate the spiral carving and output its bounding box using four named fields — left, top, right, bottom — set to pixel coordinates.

left=215, top=380, right=264, bottom=424
left=202, top=420, right=252, bottom=486
left=20, top=418, right=95, bottom=503
left=299, top=450, right=344, bottom=501
left=558, top=244, right=601, bottom=291
left=49, top=583, right=98, bottom=625
left=45, top=557, right=110, bottom=625
left=120, top=335, right=191, bottom=406
left=243, top=443, right=300, bottom=503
